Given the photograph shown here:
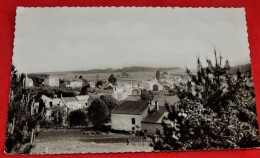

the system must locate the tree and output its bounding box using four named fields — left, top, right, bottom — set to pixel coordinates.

left=100, top=95, right=119, bottom=115
left=6, top=64, right=43, bottom=154
left=88, top=99, right=109, bottom=129
left=80, top=84, right=90, bottom=95
left=96, top=80, right=103, bottom=87
left=156, top=70, right=161, bottom=80
left=51, top=107, right=66, bottom=129
left=67, top=109, right=87, bottom=127
left=141, top=90, right=154, bottom=101
left=153, top=50, right=259, bottom=150
left=108, top=74, right=117, bottom=85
